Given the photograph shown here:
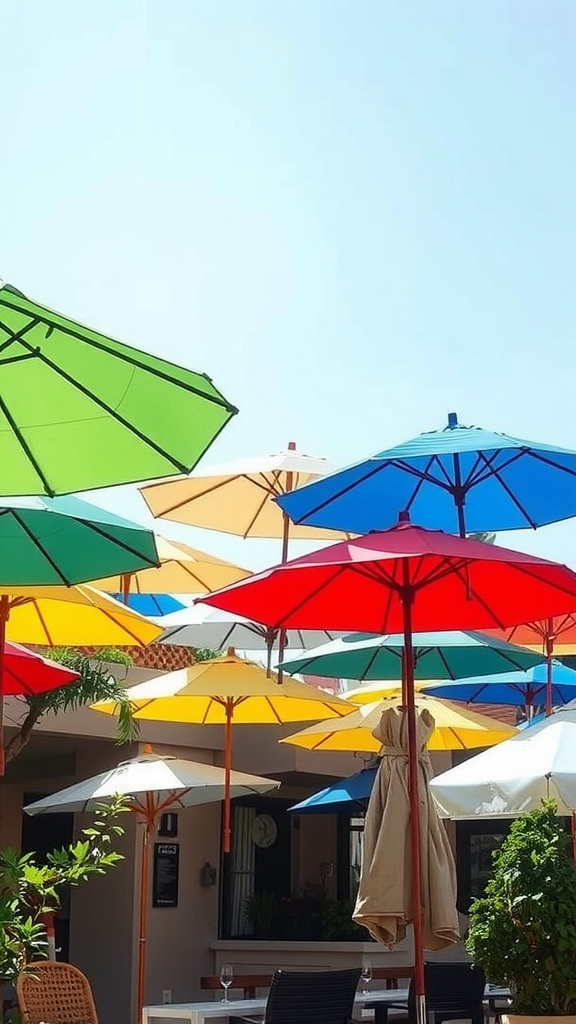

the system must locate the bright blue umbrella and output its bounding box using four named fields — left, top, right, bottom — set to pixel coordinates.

left=424, top=660, right=576, bottom=709
left=276, top=412, right=576, bottom=537
left=109, top=593, right=185, bottom=617
left=288, top=767, right=376, bottom=814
